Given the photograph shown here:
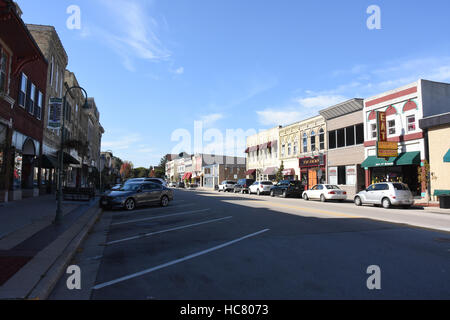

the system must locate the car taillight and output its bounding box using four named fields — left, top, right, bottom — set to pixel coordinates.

left=260, top=185, right=264, bottom=189
left=343, top=192, right=347, bottom=195
left=244, top=184, right=247, bottom=188
left=391, top=195, right=396, bottom=199
left=329, top=191, right=336, bottom=195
